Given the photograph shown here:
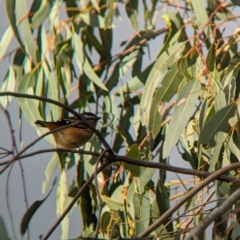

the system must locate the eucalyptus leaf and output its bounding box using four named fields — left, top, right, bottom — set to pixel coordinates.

left=140, top=43, right=185, bottom=126
left=163, top=80, right=201, bottom=158
left=20, top=177, right=56, bottom=235
left=199, top=103, right=237, bottom=147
